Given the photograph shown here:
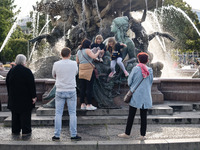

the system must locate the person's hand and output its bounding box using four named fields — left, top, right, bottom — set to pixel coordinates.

left=78, top=45, right=82, bottom=49
left=32, top=97, right=37, bottom=104
left=120, top=43, right=127, bottom=47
